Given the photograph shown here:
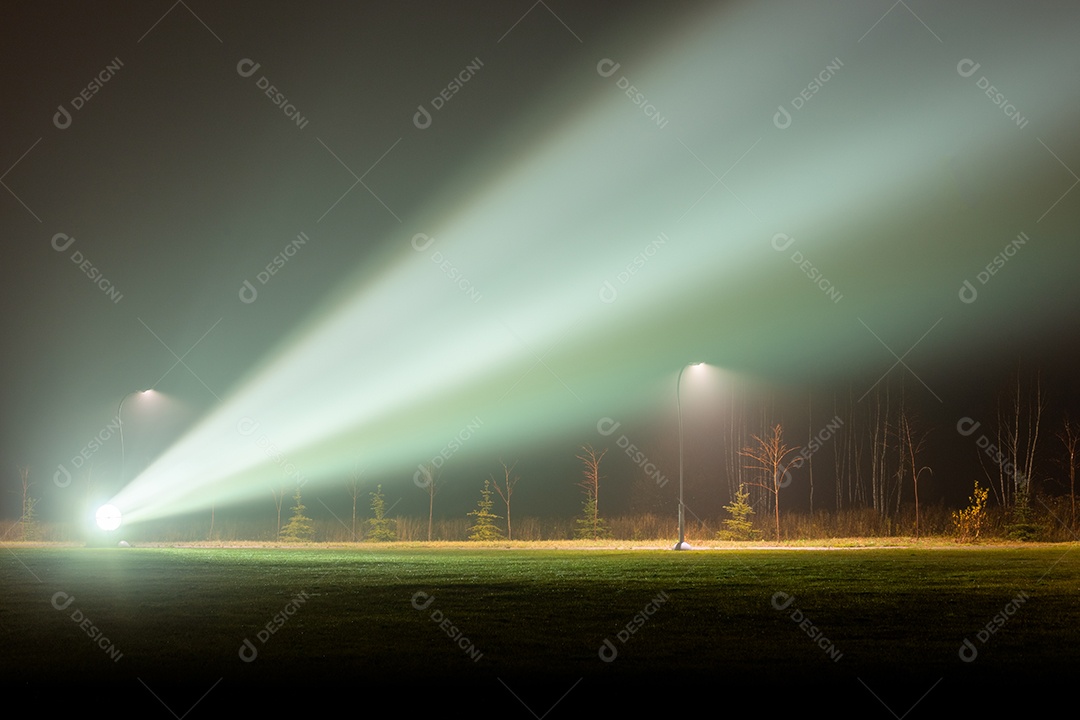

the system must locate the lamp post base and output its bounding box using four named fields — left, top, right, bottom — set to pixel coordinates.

left=672, top=541, right=692, bottom=551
